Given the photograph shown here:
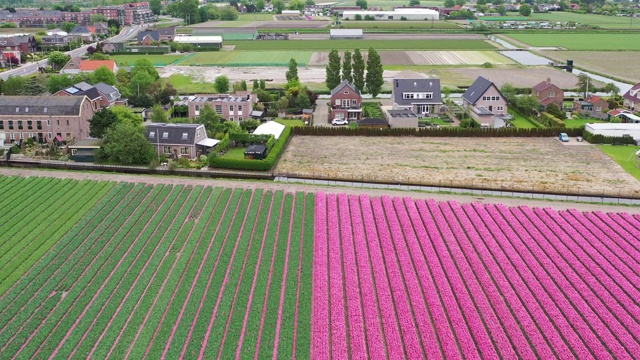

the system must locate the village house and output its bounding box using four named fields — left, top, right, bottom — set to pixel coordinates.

left=330, top=81, right=362, bottom=122
left=174, top=92, right=257, bottom=122
left=623, top=82, right=640, bottom=111
left=573, top=95, right=609, bottom=114
left=461, top=76, right=509, bottom=127
left=532, top=78, right=564, bottom=110
left=61, top=59, right=118, bottom=75
left=68, top=25, right=96, bottom=42
left=391, top=76, right=442, bottom=117
left=0, top=96, right=94, bottom=144
left=145, top=123, right=218, bottom=160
